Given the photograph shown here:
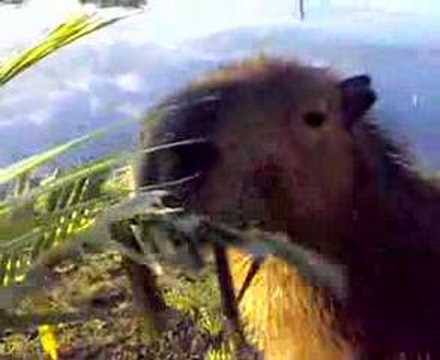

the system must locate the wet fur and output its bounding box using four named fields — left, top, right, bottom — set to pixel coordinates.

left=137, top=57, right=440, bottom=359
